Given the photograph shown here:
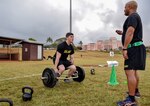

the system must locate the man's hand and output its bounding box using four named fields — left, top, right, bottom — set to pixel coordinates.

left=54, top=67, right=59, bottom=73
left=122, top=50, right=128, bottom=60
left=54, top=67, right=61, bottom=77
left=69, top=59, right=74, bottom=64
left=116, top=30, right=123, bottom=35
left=70, top=55, right=74, bottom=64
